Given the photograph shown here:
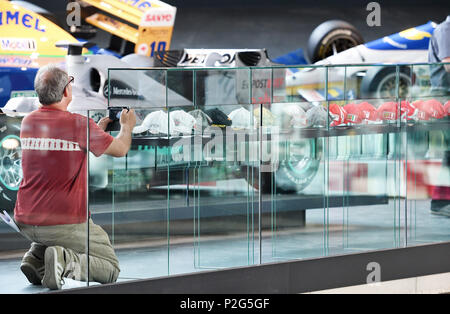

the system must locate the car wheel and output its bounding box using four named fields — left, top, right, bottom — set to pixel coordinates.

left=307, top=20, right=364, bottom=63
left=0, top=116, right=22, bottom=211
left=360, top=66, right=412, bottom=99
